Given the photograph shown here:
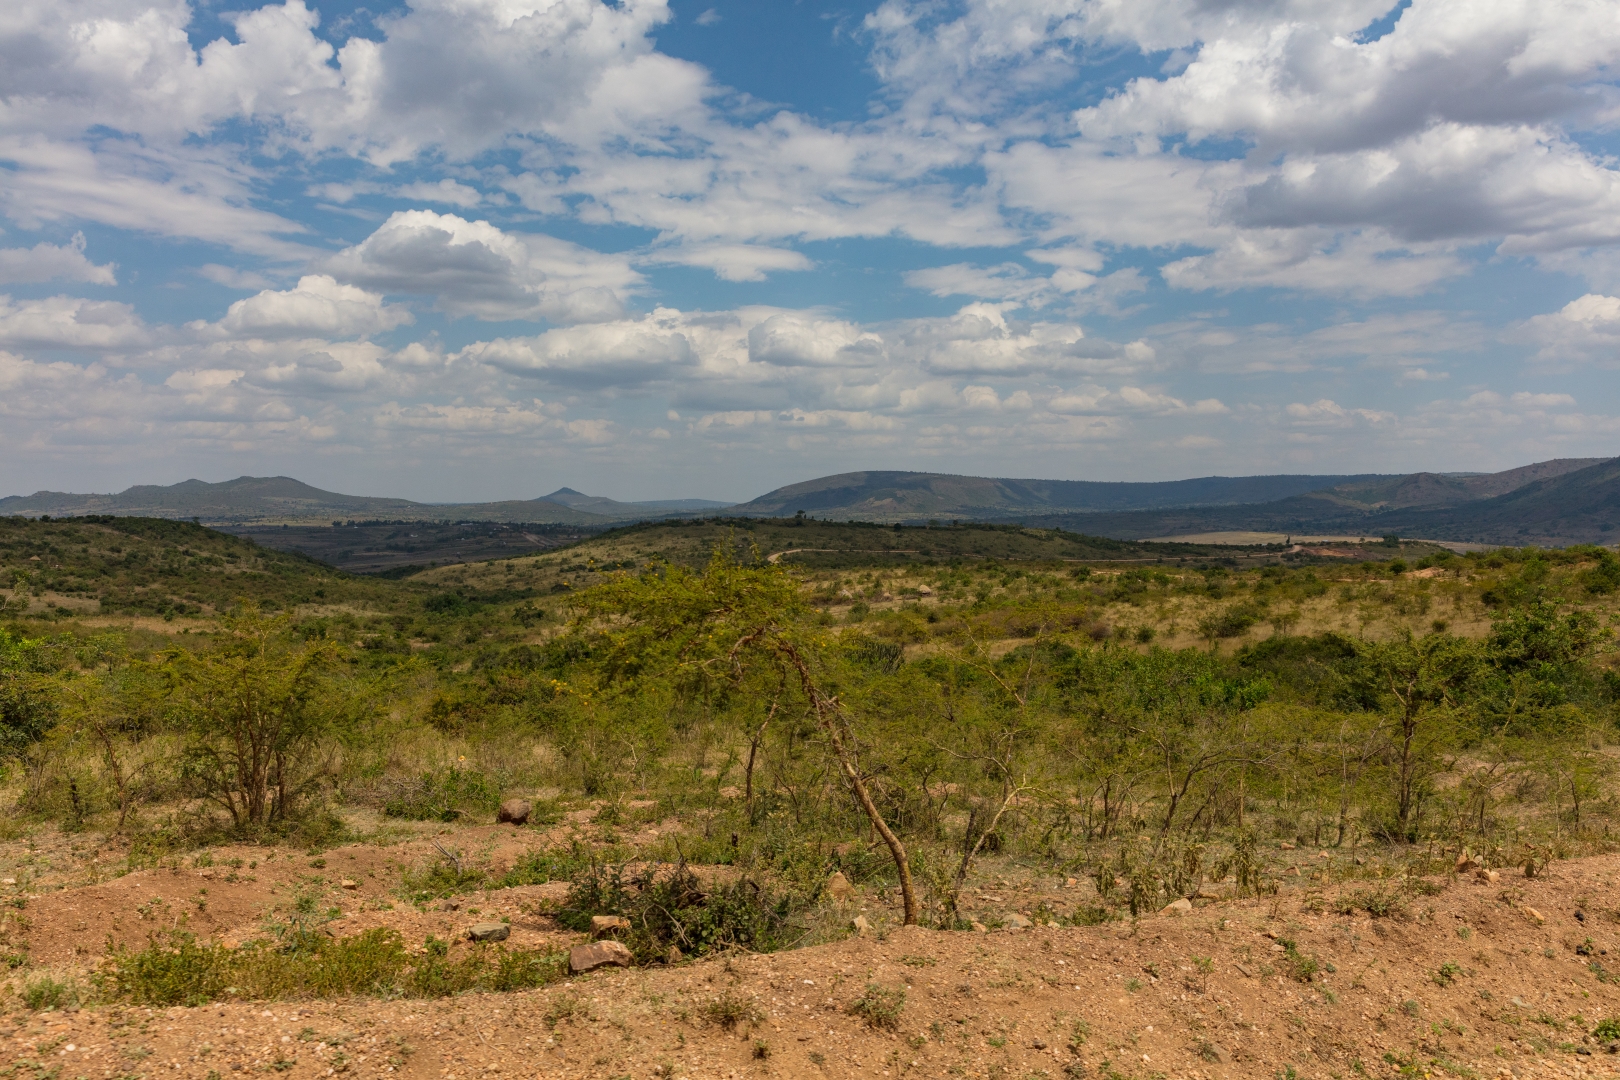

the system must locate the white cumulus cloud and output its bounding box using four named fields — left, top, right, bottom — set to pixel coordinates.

left=322, top=210, right=641, bottom=323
